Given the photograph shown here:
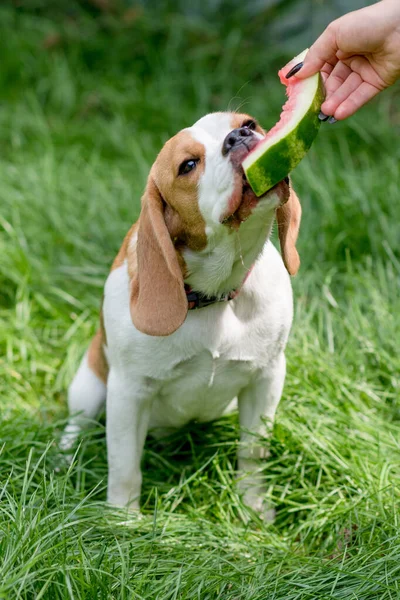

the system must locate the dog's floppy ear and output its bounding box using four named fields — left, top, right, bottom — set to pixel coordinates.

left=276, top=186, right=302, bottom=276
left=130, top=177, right=188, bottom=336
